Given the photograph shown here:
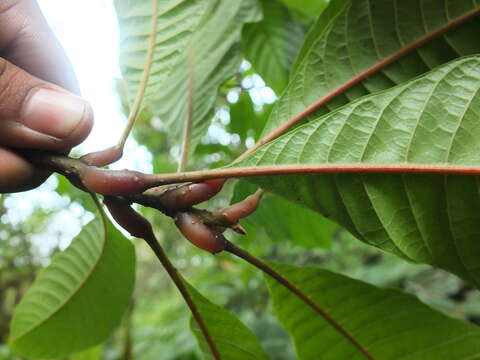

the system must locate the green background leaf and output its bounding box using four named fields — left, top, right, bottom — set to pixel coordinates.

left=242, top=0, right=305, bottom=94
left=114, top=0, right=211, bottom=102
left=9, top=218, right=135, bottom=358
left=116, top=0, right=262, bottom=159
left=280, top=0, right=330, bottom=19
left=186, top=282, right=270, bottom=360
left=266, top=262, right=480, bottom=359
